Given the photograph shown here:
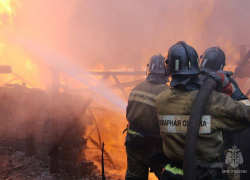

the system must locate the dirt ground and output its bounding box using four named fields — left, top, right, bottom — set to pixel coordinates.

left=0, top=147, right=124, bottom=180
